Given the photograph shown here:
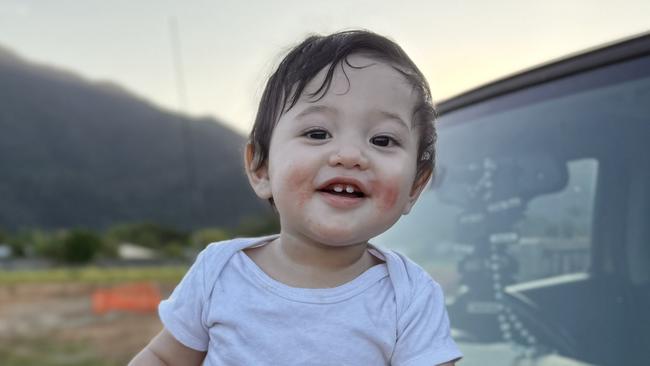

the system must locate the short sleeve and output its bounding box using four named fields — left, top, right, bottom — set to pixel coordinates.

left=158, top=249, right=210, bottom=351
left=391, top=274, right=463, bottom=366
